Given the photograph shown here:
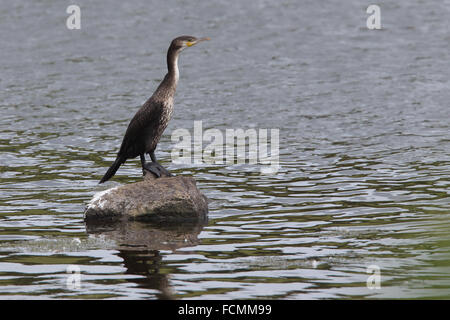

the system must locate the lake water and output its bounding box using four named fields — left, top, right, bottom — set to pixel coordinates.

left=0, top=0, right=449, bottom=299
